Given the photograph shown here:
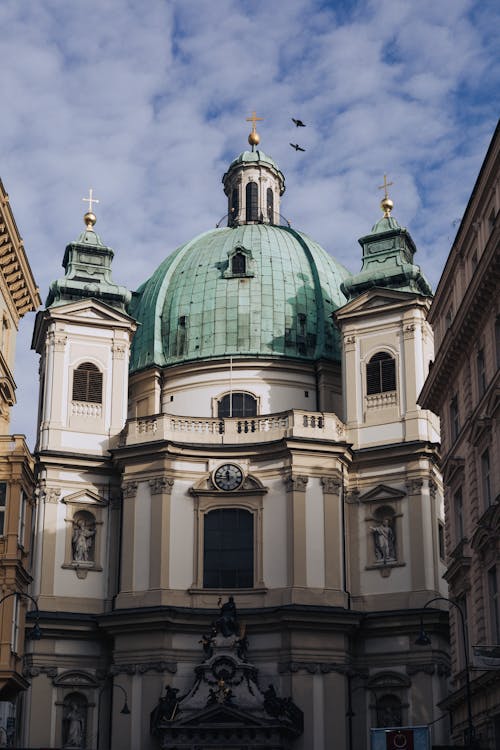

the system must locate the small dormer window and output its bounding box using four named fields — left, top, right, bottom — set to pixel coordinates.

left=232, top=252, right=246, bottom=275
left=246, top=182, right=258, bottom=222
